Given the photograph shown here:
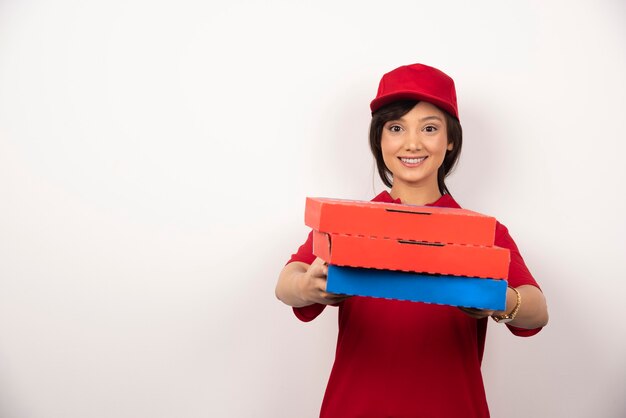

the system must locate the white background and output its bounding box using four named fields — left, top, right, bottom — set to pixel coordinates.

left=1, top=1, right=625, bottom=417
